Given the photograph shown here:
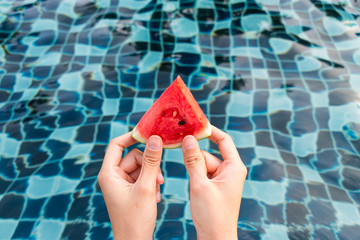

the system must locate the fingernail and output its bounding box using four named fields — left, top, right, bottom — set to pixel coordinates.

left=183, top=135, right=196, bottom=150
left=158, top=171, right=165, bottom=183
left=156, top=191, right=161, bottom=201
left=148, top=136, right=162, bottom=150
